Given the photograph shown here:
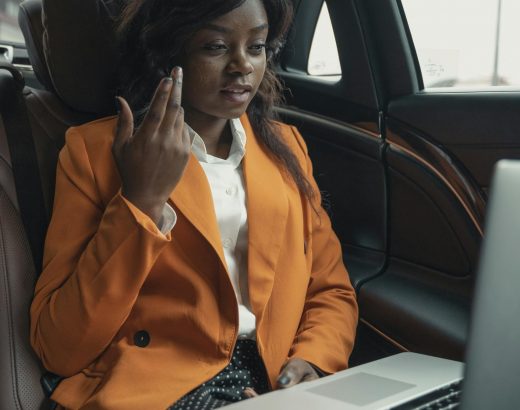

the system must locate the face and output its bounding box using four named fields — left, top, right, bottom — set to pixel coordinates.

left=180, top=0, right=269, bottom=127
